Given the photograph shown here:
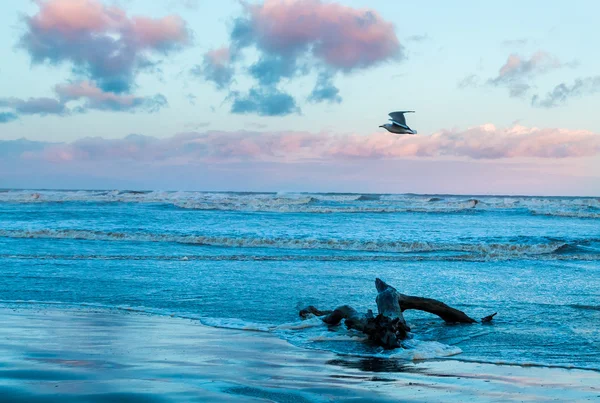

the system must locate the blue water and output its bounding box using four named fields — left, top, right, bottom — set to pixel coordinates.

left=1, top=190, right=599, bottom=369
